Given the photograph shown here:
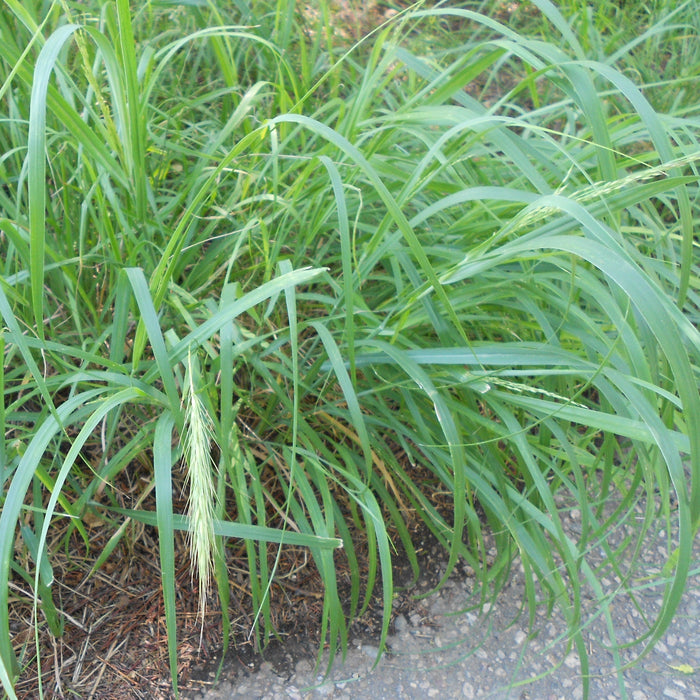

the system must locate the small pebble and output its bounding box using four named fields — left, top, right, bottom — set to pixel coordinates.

left=461, top=681, right=475, bottom=698
left=564, top=653, right=579, bottom=669
left=394, top=614, right=408, bottom=632
left=361, top=644, right=379, bottom=658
